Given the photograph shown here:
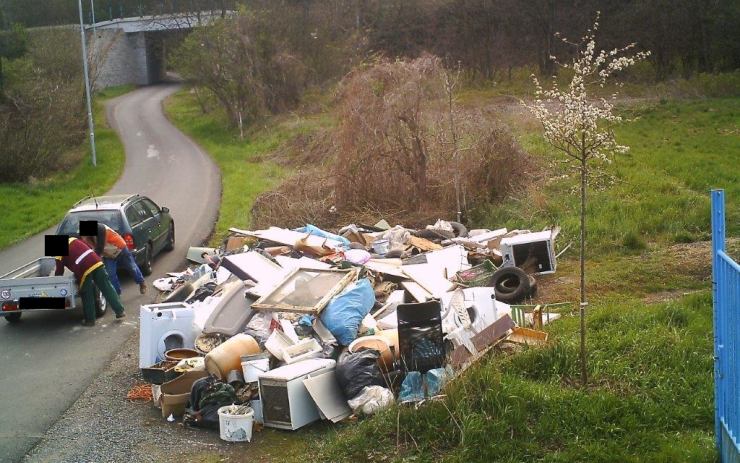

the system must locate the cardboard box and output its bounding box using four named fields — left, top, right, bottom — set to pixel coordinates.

left=159, top=370, right=208, bottom=418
